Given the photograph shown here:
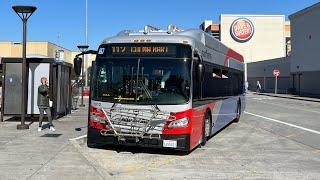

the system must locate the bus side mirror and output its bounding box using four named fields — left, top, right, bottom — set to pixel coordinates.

left=73, top=57, right=82, bottom=76
left=197, top=63, right=205, bottom=82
